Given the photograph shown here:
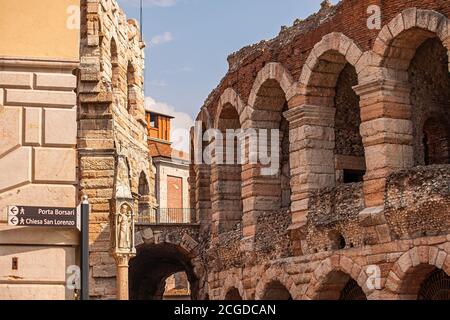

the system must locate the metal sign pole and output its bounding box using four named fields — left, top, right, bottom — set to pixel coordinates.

left=81, top=196, right=90, bottom=300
